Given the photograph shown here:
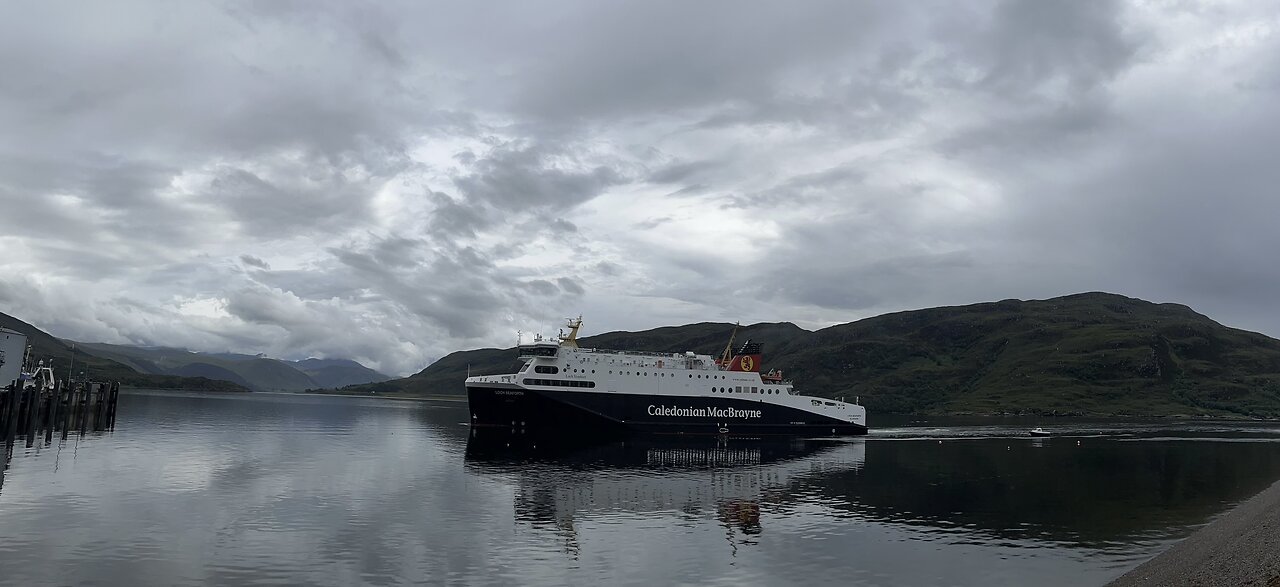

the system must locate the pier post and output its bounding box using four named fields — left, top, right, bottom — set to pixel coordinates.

left=5, top=384, right=18, bottom=441
left=60, top=385, right=72, bottom=440
left=0, top=386, right=8, bottom=441
left=106, top=382, right=120, bottom=429
left=1, top=384, right=12, bottom=442
left=47, top=380, right=61, bottom=439
left=24, top=385, right=37, bottom=447
left=77, top=383, right=89, bottom=434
